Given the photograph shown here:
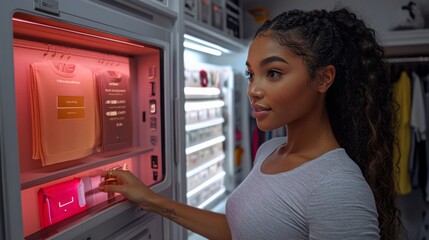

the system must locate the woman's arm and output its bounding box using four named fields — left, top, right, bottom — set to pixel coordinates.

left=99, top=170, right=231, bottom=240
left=150, top=194, right=231, bottom=240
